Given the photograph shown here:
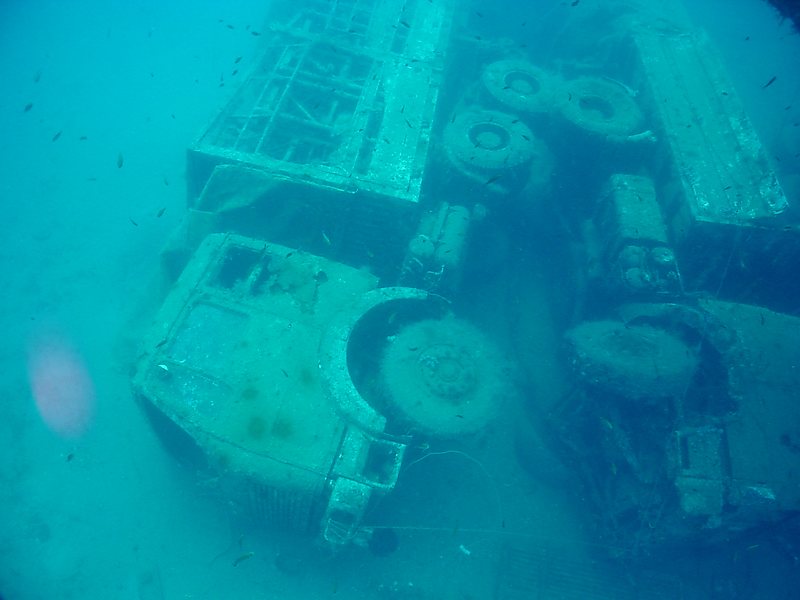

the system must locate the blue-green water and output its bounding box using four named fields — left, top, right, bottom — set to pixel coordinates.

left=2, top=0, right=799, bottom=598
